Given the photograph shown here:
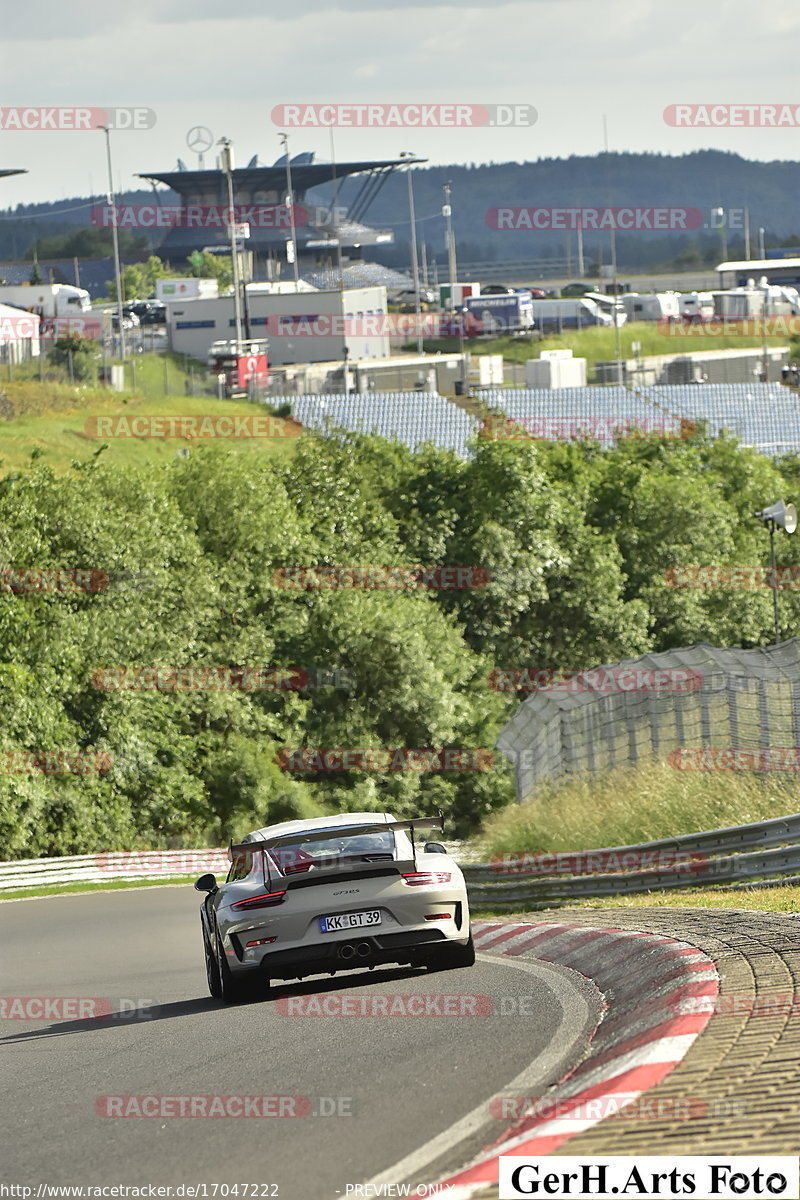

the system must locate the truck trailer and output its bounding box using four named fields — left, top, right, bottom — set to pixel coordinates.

left=0, top=283, right=91, bottom=319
